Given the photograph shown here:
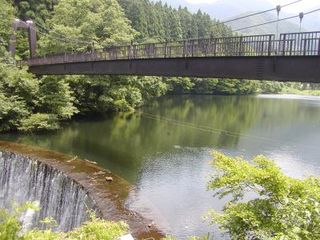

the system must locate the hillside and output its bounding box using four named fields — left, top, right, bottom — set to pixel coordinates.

left=162, top=0, right=320, bottom=33
left=161, top=0, right=274, bottom=19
